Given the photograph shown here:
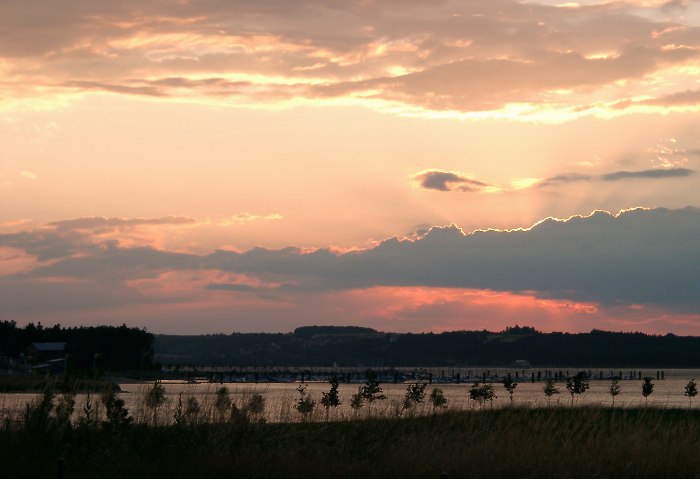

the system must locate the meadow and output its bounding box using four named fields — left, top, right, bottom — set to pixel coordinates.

left=2, top=403, right=700, bottom=479
left=2, top=373, right=700, bottom=478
